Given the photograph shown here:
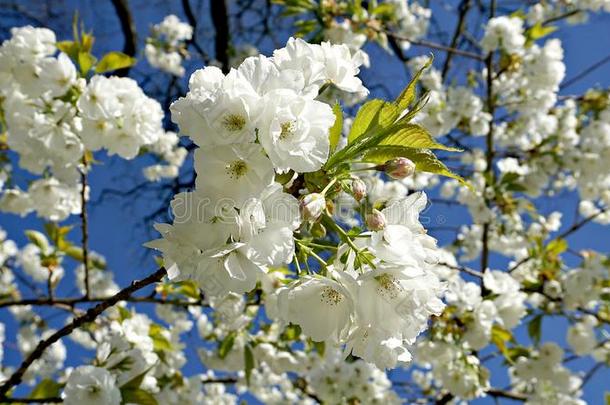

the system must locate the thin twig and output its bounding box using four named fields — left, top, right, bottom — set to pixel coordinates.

left=379, top=29, right=485, bottom=61
left=438, top=262, right=483, bottom=278
left=487, top=388, right=527, bottom=401
left=46, top=269, right=53, bottom=301
left=80, top=157, right=90, bottom=298
left=0, top=398, right=62, bottom=403
left=442, top=0, right=472, bottom=78
left=542, top=9, right=582, bottom=26
left=508, top=209, right=606, bottom=273
left=576, top=362, right=604, bottom=392
left=561, top=52, right=610, bottom=90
